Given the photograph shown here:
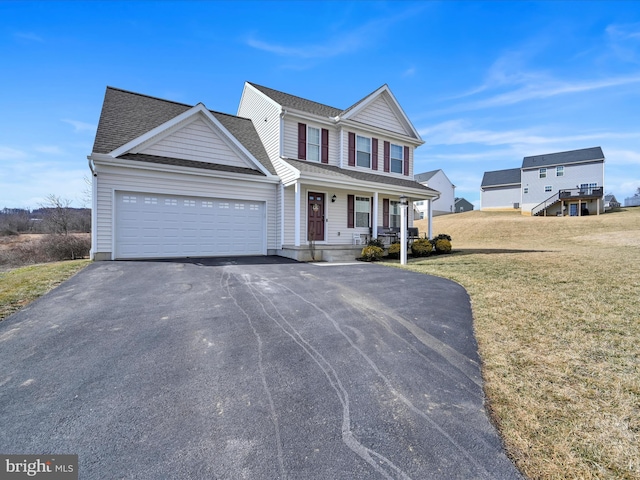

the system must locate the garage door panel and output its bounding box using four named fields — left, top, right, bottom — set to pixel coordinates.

left=115, top=192, right=265, bottom=259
